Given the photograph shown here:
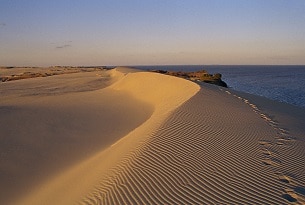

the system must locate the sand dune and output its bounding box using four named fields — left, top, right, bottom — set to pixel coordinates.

left=6, top=67, right=199, bottom=204
left=80, top=84, right=305, bottom=204
left=1, top=68, right=305, bottom=204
